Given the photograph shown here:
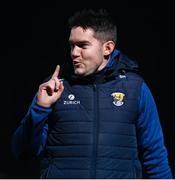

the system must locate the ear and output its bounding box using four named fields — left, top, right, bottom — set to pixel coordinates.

left=103, top=41, right=115, bottom=56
